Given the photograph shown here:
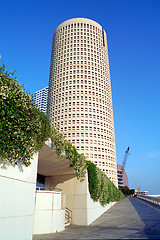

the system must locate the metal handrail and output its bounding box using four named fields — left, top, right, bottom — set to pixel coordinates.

left=65, top=207, right=72, bottom=225
left=36, top=186, right=62, bottom=192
